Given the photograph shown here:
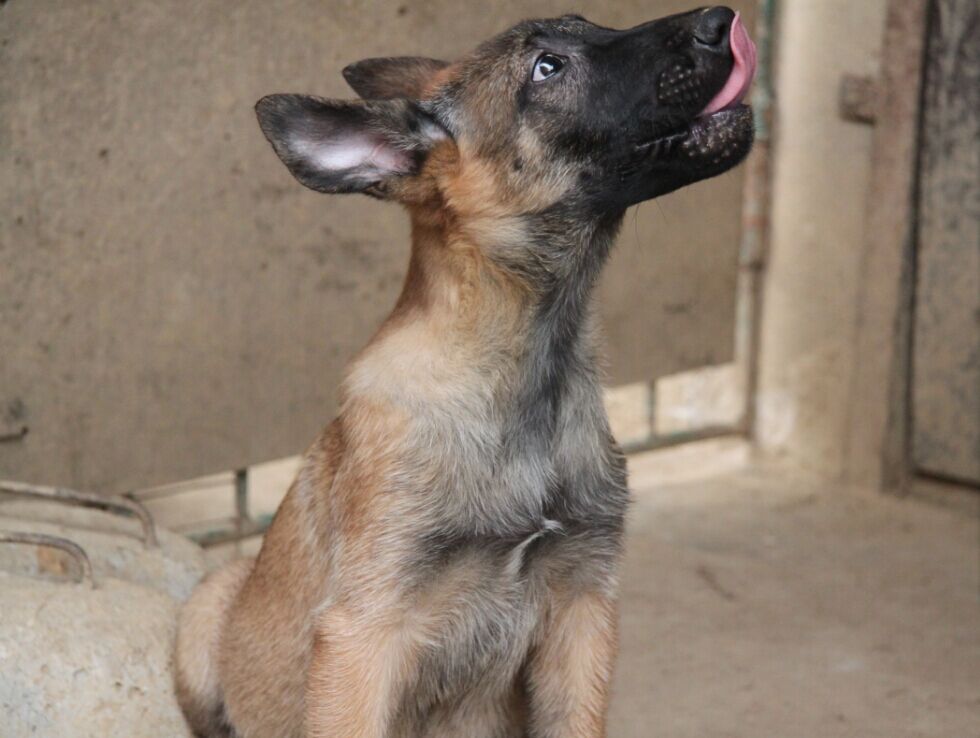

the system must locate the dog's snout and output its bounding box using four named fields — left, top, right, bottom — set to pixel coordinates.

left=693, top=6, right=735, bottom=48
